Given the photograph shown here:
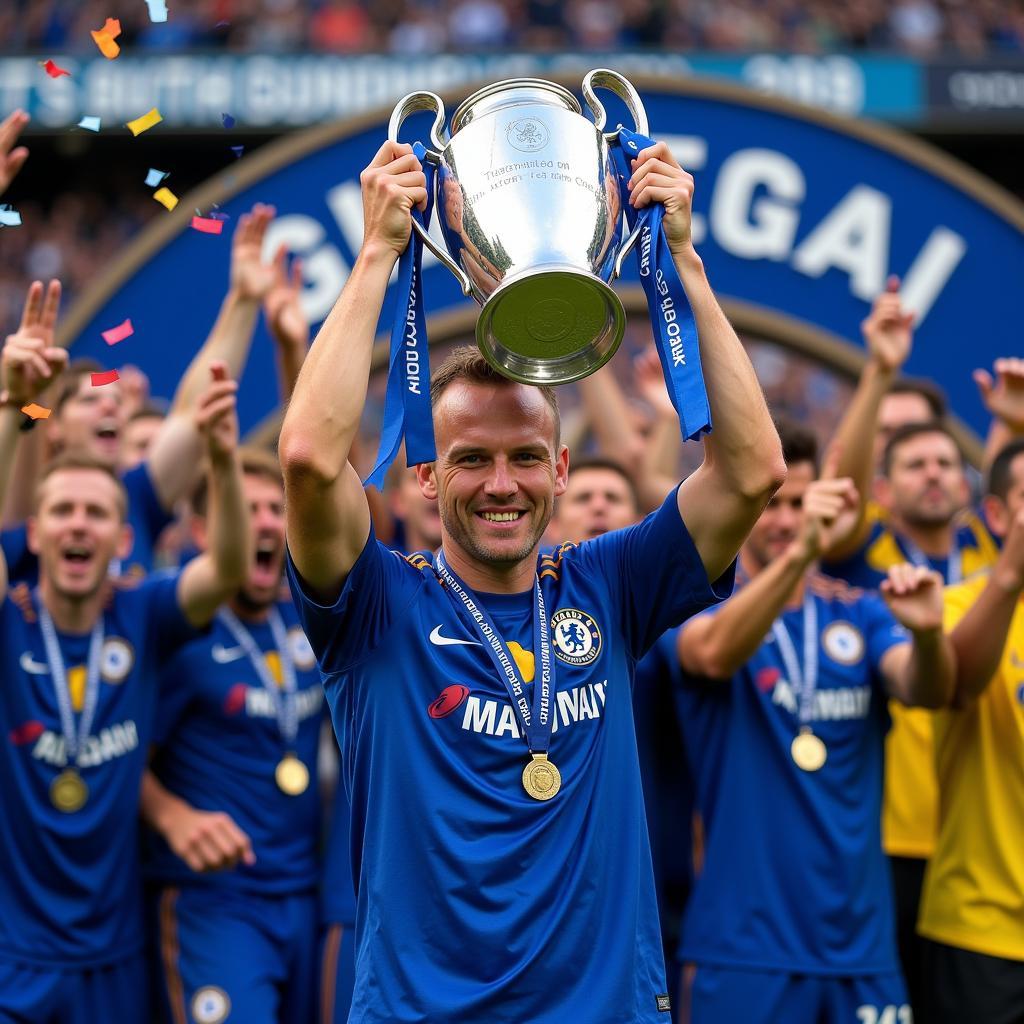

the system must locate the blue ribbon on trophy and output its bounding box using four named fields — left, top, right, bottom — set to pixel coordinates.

left=610, top=126, right=711, bottom=442
left=364, top=142, right=437, bottom=490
